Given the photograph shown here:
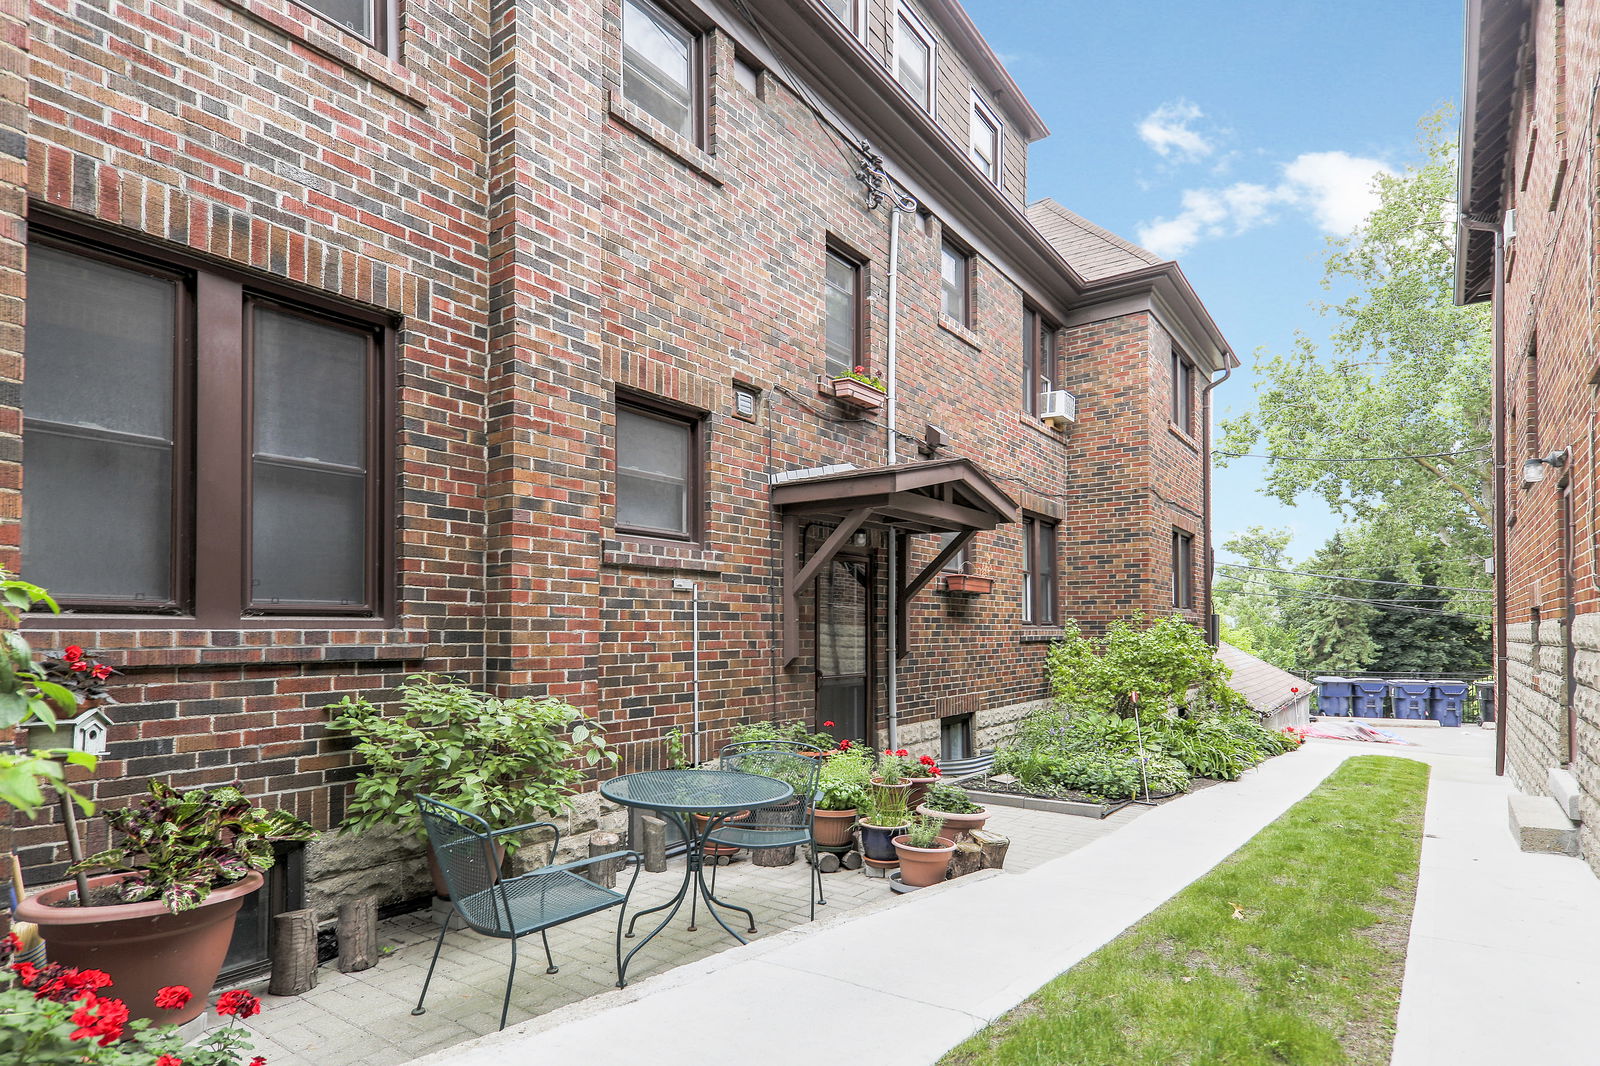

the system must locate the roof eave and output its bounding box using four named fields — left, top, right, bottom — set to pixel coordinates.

left=1079, top=262, right=1239, bottom=371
